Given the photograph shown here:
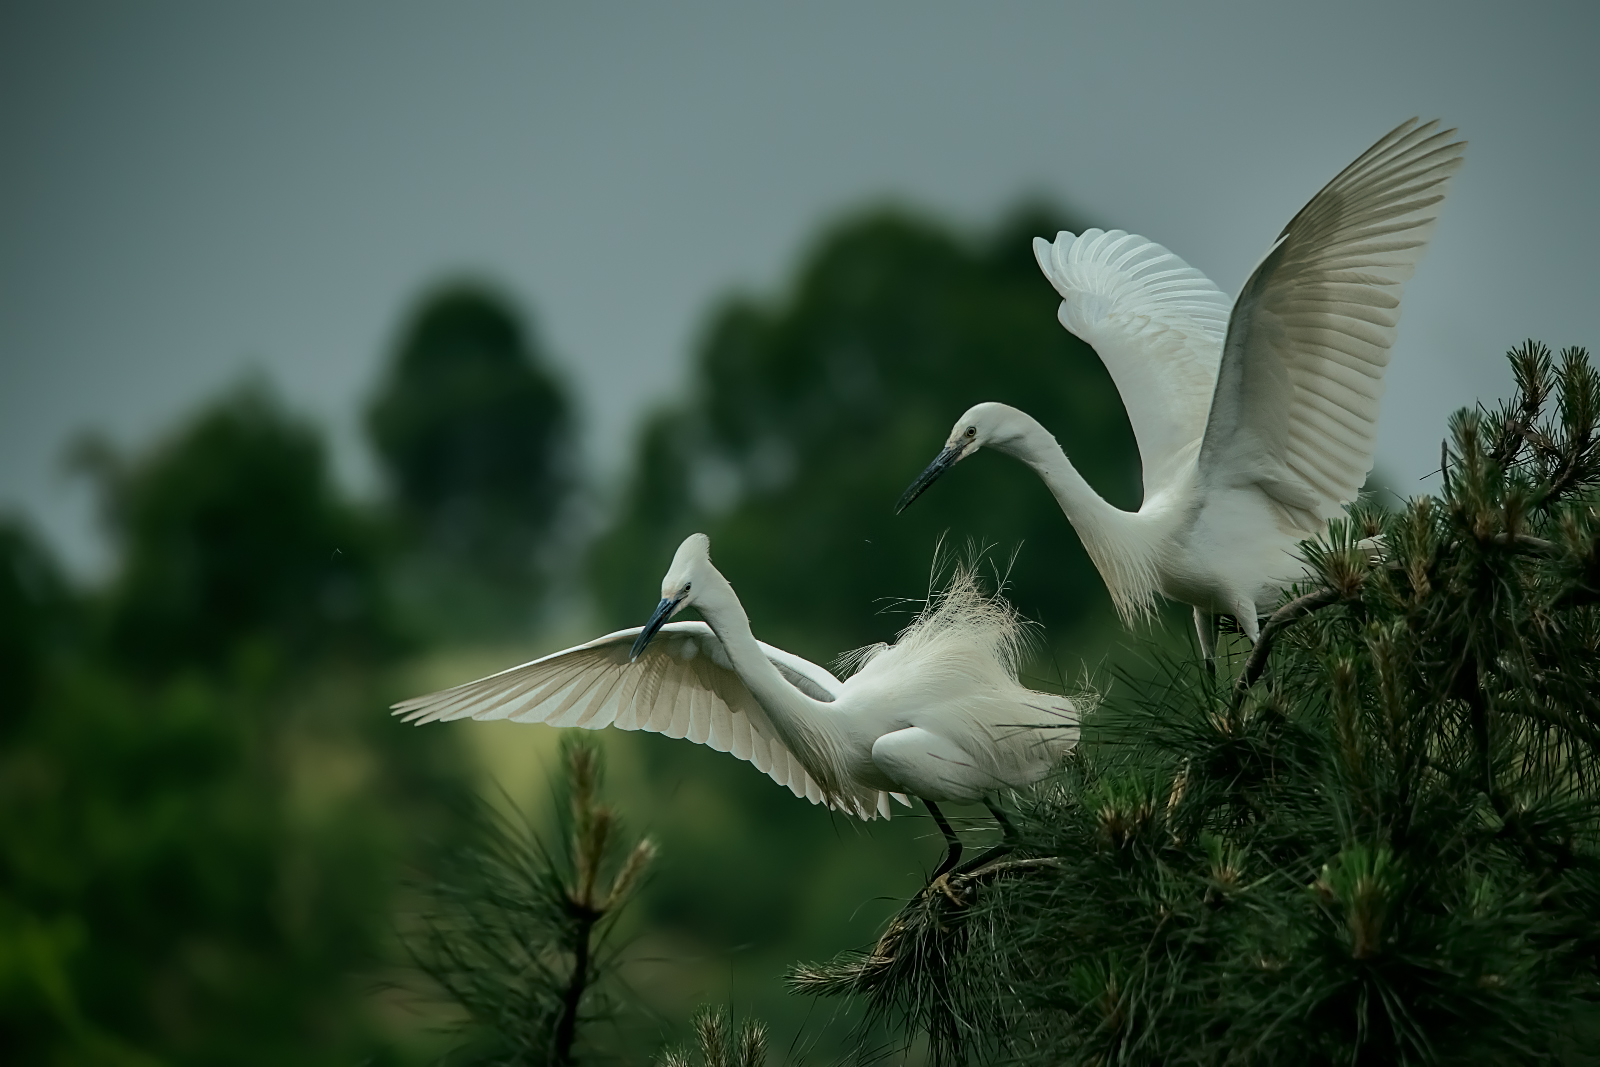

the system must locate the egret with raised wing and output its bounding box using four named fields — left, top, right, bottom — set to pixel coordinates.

left=394, top=534, right=1081, bottom=877
left=896, top=119, right=1465, bottom=657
